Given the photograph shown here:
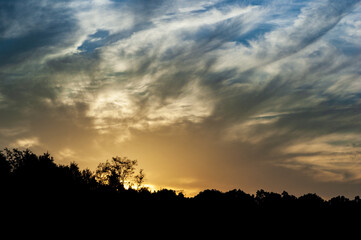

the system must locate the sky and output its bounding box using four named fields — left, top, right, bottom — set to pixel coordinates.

left=1, top=0, right=361, bottom=198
